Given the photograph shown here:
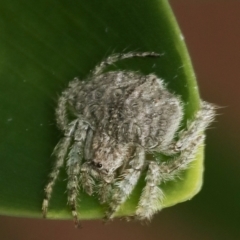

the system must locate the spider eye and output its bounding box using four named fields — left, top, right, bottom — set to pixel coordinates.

left=96, top=163, right=102, bottom=168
